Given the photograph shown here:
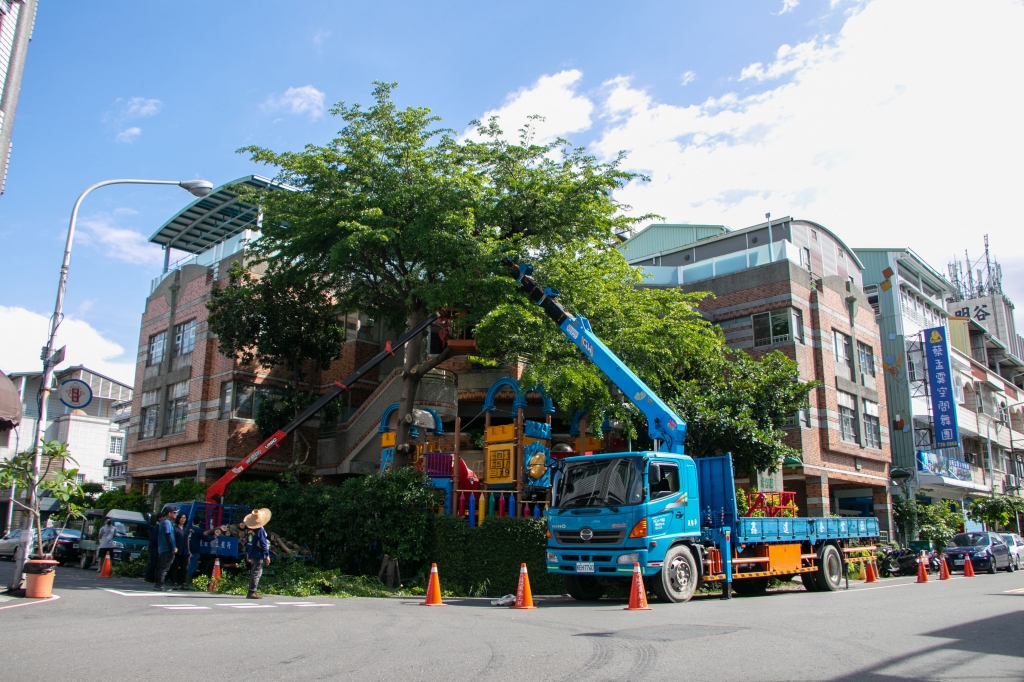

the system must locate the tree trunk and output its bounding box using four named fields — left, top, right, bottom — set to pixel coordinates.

left=393, top=307, right=451, bottom=468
